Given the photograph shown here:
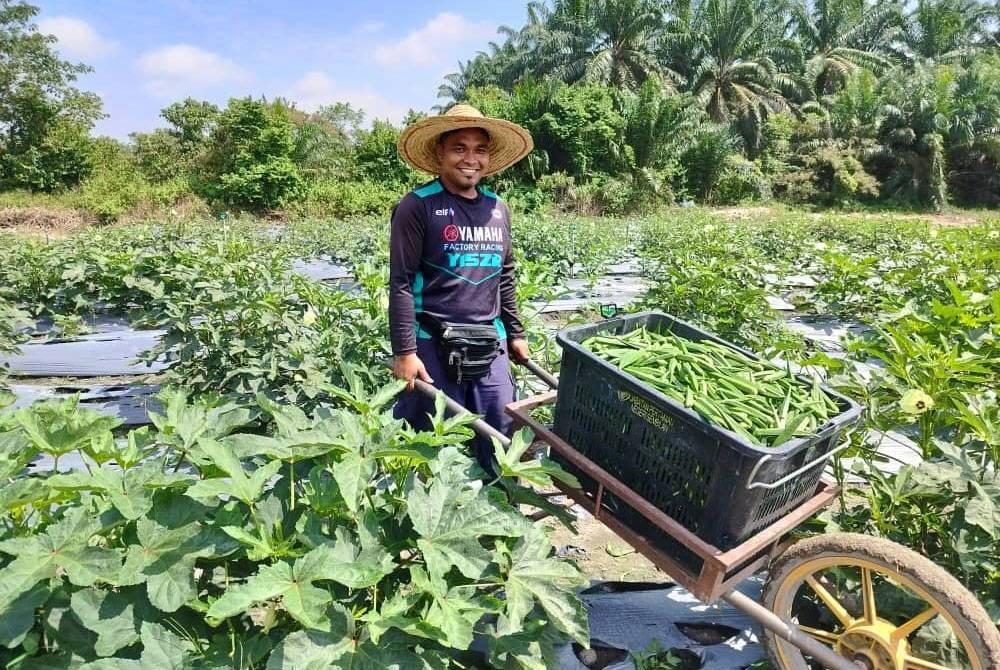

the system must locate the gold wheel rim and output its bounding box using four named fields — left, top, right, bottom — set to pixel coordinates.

left=771, top=555, right=983, bottom=670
